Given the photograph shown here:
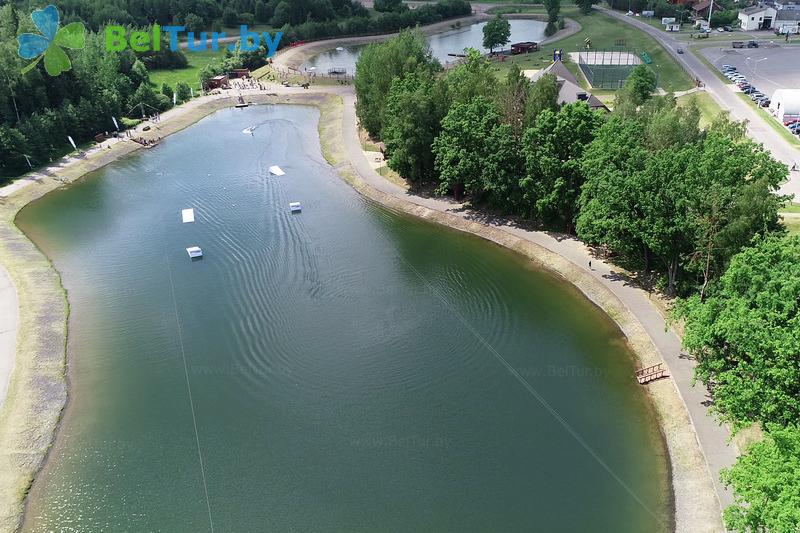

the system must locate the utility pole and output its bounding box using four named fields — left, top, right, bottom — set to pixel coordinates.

left=707, top=0, right=714, bottom=29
